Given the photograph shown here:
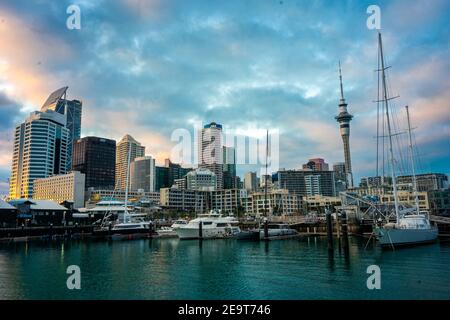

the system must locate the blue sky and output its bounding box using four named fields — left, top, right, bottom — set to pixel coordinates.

left=0, top=0, right=449, bottom=195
